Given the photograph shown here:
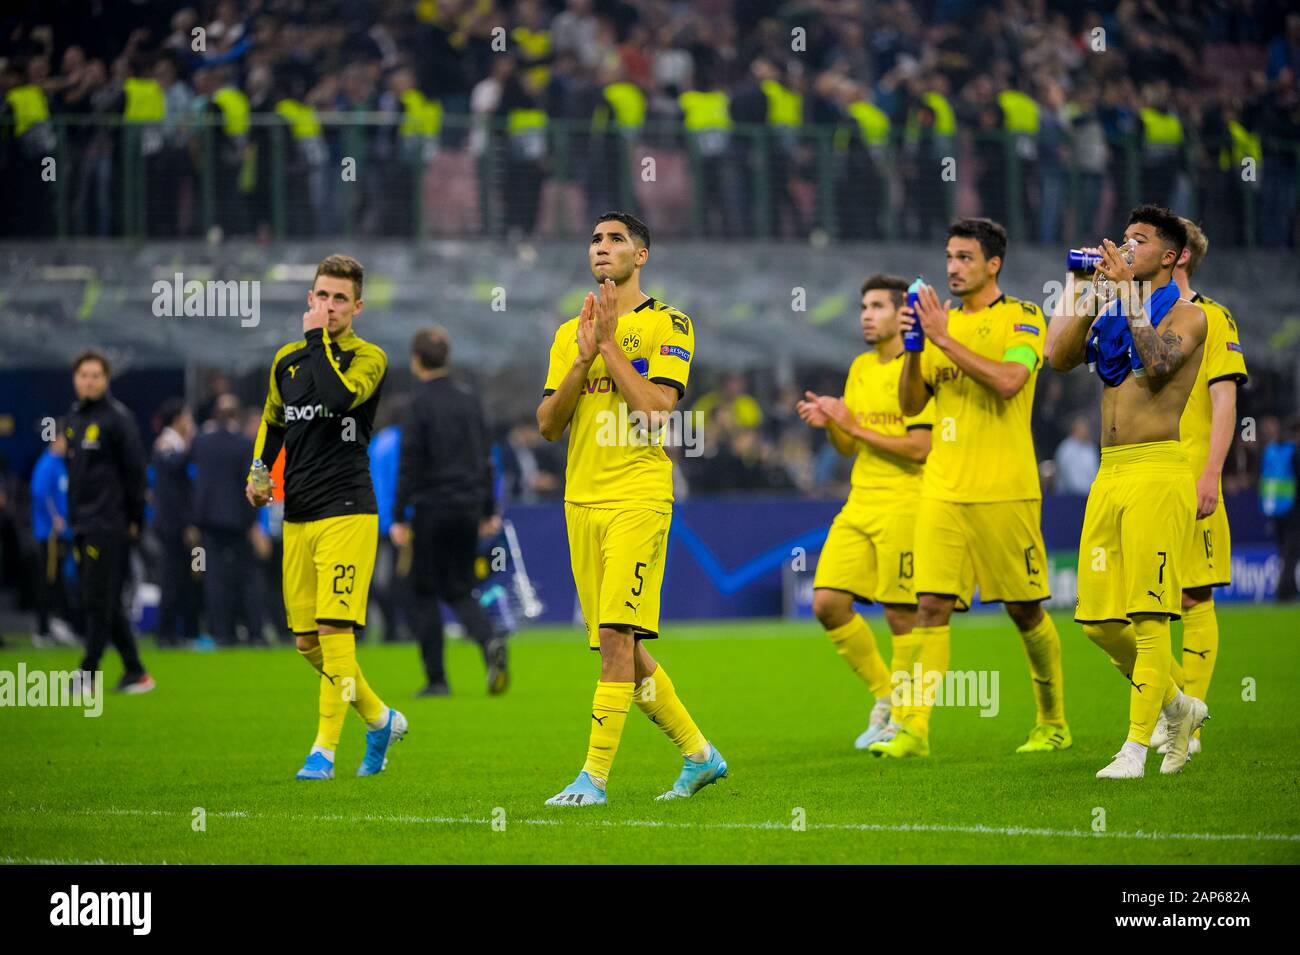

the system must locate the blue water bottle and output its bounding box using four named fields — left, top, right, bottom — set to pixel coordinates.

left=1066, top=248, right=1103, bottom=271
left=903, top=277, right=927, bottom=353
left=1067, top=240, right=1135, bottom=272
